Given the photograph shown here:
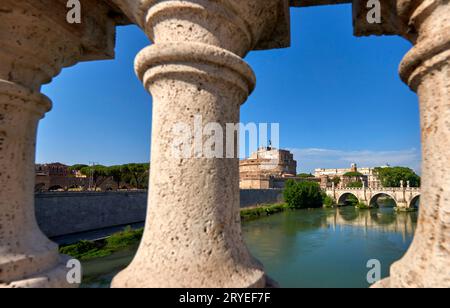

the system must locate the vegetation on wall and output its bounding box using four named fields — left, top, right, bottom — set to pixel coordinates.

left=347, top=181, right=363, bottom=188
left=374, top=167, right=420, bottom=188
